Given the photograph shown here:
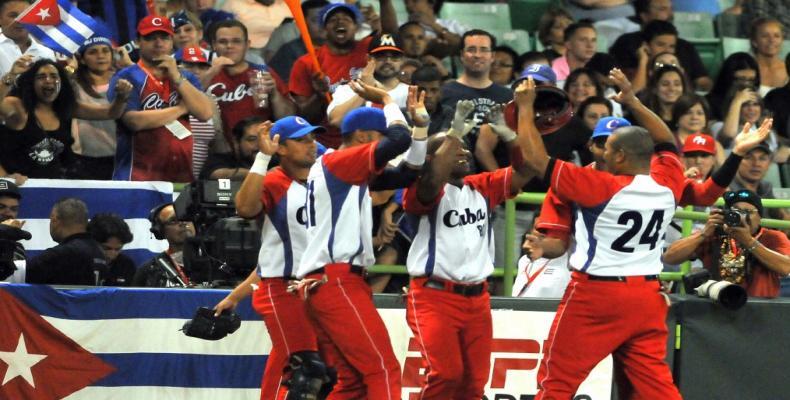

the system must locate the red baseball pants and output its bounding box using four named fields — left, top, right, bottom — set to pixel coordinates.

left=535, top=272, right=681, bottom=400
left=252, top=278, right=318, bottom=400
left=304, top=264, right=402, bottom=400
left=406, top=277, right=492, bottom=400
